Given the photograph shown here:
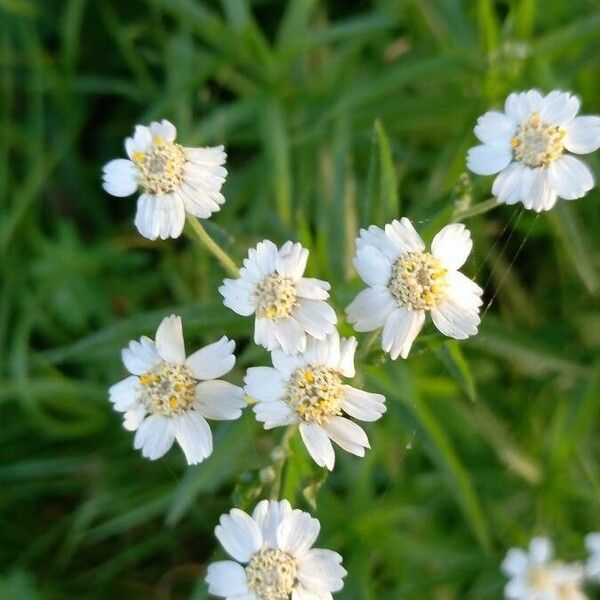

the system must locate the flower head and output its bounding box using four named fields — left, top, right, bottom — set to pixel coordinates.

left=585, top=532, right=600, bottom=581
left=109, top=315, right=244, bottom=464
left=206, top=500, right=346, bottom=599
left=345, top=218, right=483, bottom=359
left=102, top=119, right=227, bottom=239
left=219, top=240, right=337, bottom=355
left=245, top=331, right=386, bottom=470
left=467, top=90, right=600, bottom=211
left=502, top=537, right=588, bottom=600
